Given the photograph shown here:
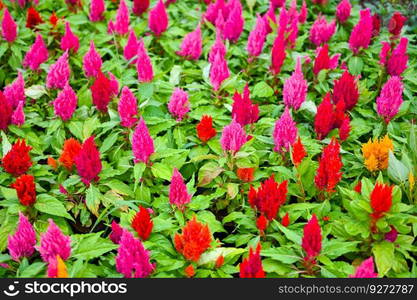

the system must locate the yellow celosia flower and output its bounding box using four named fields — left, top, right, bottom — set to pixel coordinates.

left=409, top=172, right=415, bottom=192
left=56, top=255, right=68, bottom=278
left=361, top=135, right=394, bottom=172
